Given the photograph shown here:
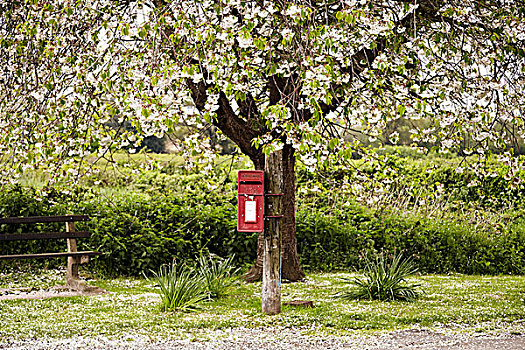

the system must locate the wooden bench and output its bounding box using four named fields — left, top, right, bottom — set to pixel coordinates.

left=0, top=215, right=101, bottom=291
